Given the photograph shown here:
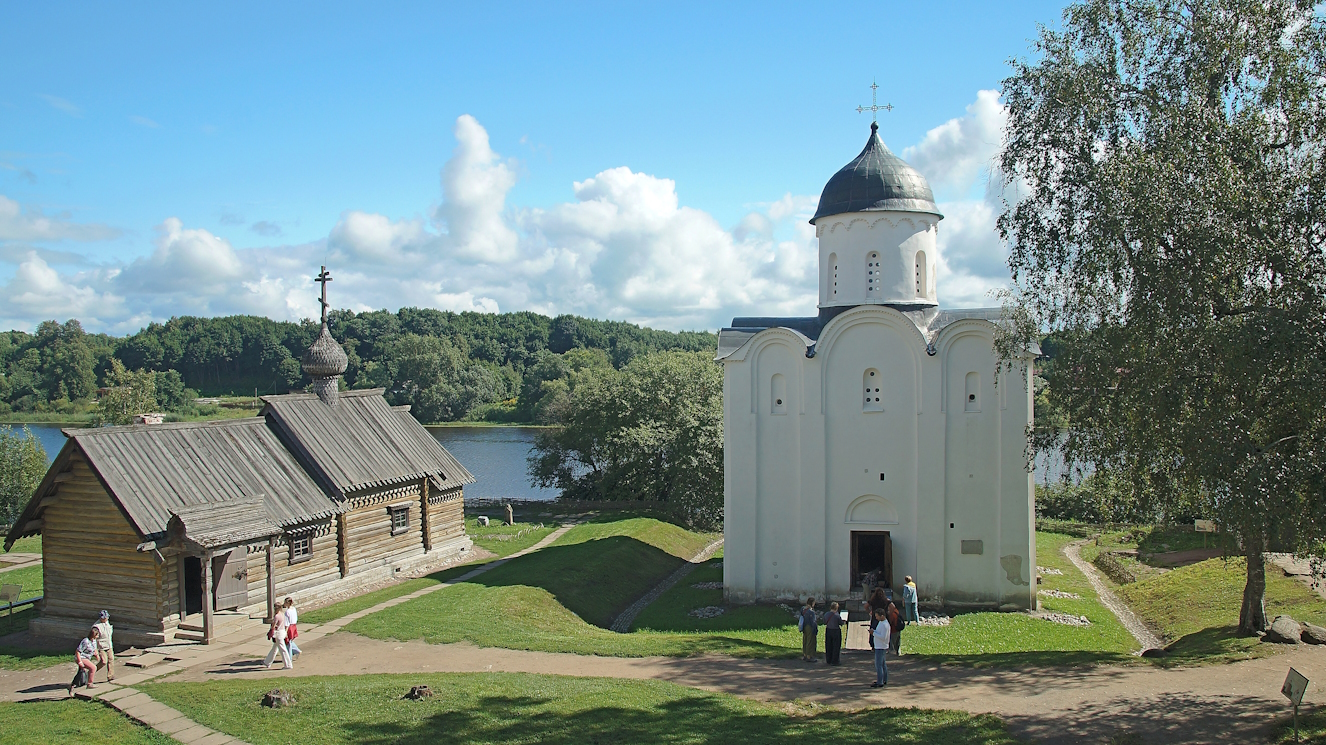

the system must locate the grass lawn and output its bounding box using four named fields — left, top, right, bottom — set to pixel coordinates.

left=630, top=559, right=797, bottom=653
left=344, top=516, right=791, bottom=657
left=0, top=563, right=65, bottom=670
left=301, top=520, right=555, bottom=625
left=140, top=672, right=1021, bottom=745
left=4, top=535, right=41, bottom=554
left=1122, top=556, right=1326, bottom=665
left=465, top=517, right=556, bottom=557
left=0, top=698, right=175, bottom=744
left=895, top=532, right=1139, bottom=666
